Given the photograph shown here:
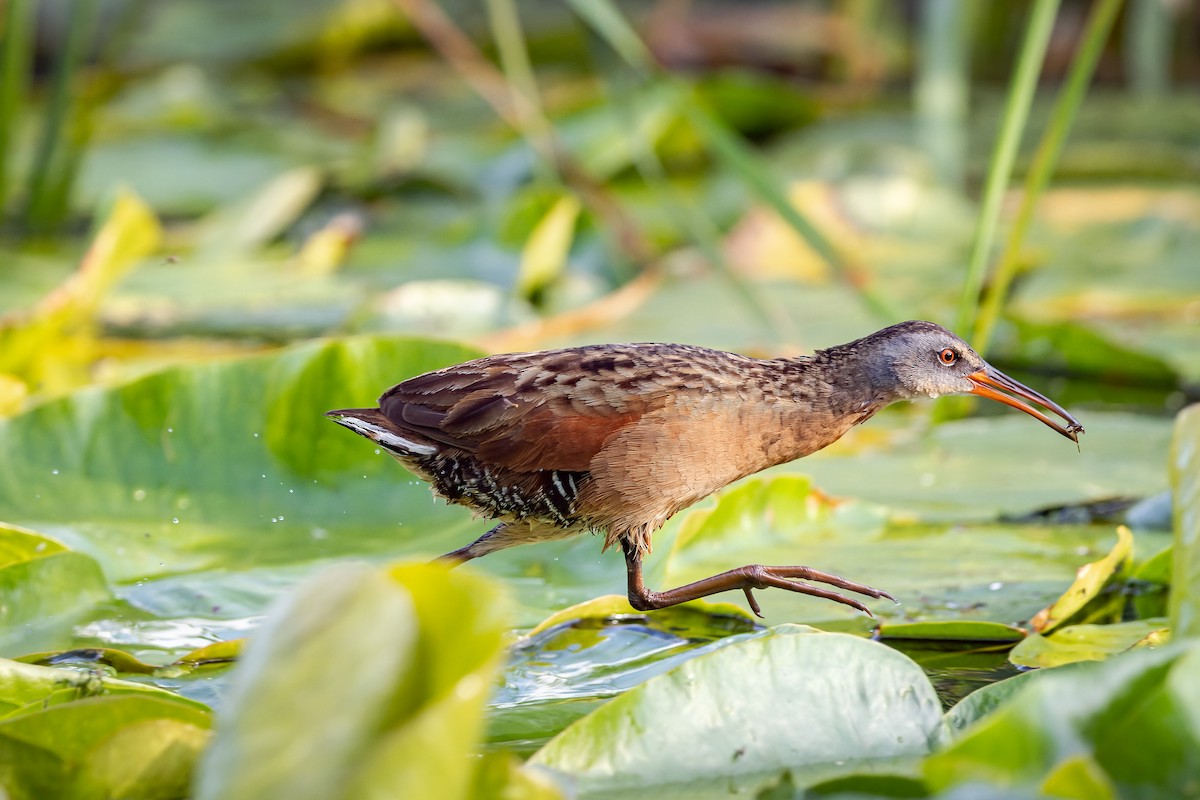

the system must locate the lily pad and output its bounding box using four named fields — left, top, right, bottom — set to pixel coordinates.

left=1170, top=405, right=1200, bottom=638
left=0, top=335, right=481, bottom=581
left=878, top=621, right=1026, bottom=643
left=0, top=524, right=111, bottom=654
left=1029, top=526, right=1133, bottom=634
left=0, top=657, right=211, bottom=799
left=925, top=641, right=1200, bottom=797
left=652, top=476, right=1166, bottom=628
left=492, top=597, right=763, bottom=755
left=531, top=629, right=943, bottom=797
left=1009, top=619, right=1171, bottom=669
